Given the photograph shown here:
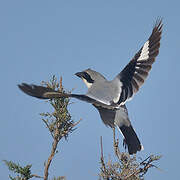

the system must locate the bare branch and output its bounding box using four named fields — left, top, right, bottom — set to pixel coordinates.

left=100, top=136, right=106, bottom=173
left=42, top=118, right=54, bottom=139
left=42, top=76, right=81, bottom=180
left=30, top=174, right=44, bottom=179
left=44, top=136, right=59, bottom=180
left=113, top=127, right=122, bottom=161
